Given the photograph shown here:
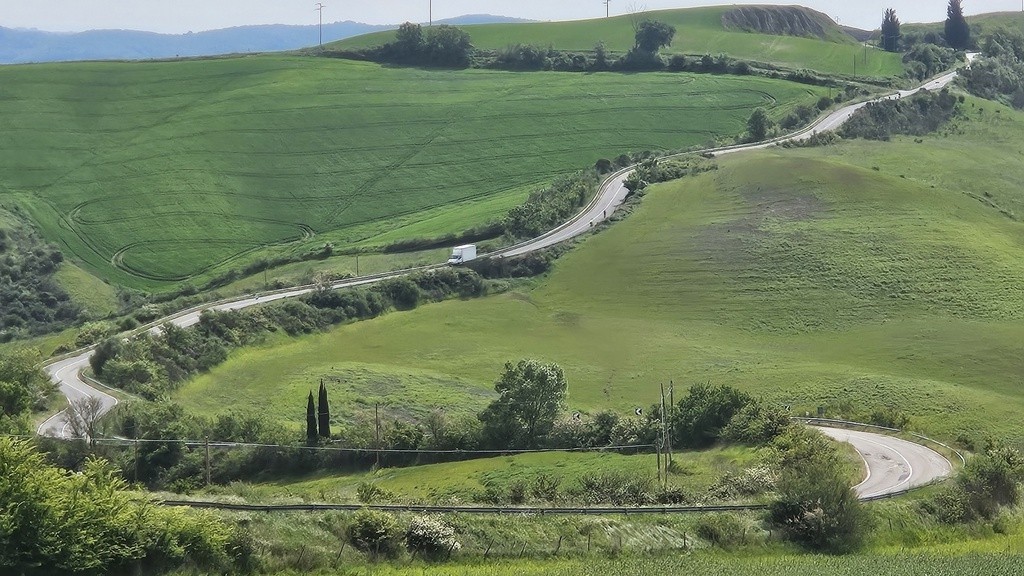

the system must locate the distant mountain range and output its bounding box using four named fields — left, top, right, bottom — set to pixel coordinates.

left=0, top=15, right=532, bottom=64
